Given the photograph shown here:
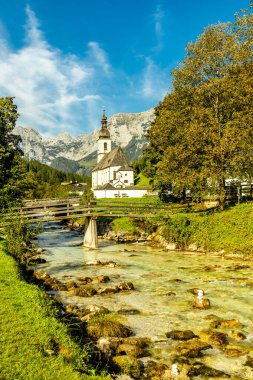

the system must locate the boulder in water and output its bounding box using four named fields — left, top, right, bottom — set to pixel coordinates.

left=65, top=281, right=79, bottom=290
left=118, top=281, right=135, bottom=291
left=193, top=298, right=211, bottom=309
left=231, top=331, right=246, bottom=340
left=166, top=330, right=197, bottom=341
left=209, top=318, right=242, bottom=329
left=199, top=330, right=229, bottom=346
left=27, top=255, right=47, bottom=264
left=188, top=362, right=229, bottom=378
left=189, top=287, right=205, bottom=295
left=98, top=286, right=120, bottom=295
left=177, top=340, right=212, bottom=358
left=77, top=276, right=92, bottom=284
left=224, top=347, right=245, bottom=357
left=244, top=356, right=253, bottom=368
left=112, top=355, right=141, bottom=379
left=116, top=343, right=143, bottom=358
left=143, top=361, right=169, bottom=380
left=193, top=289, right=211, bottom=309
left=75, top=285, right=97, bottom=297
left=92, top=275, right=110, bottom=283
